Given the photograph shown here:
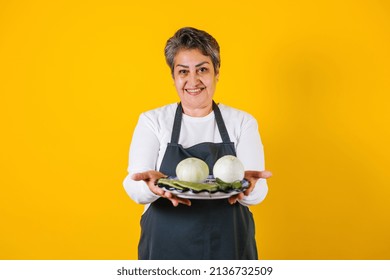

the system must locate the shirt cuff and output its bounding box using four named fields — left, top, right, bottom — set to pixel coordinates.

left=238, top=178, right=268, bottom=206
left=123, top=175, right=160, bottom=205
